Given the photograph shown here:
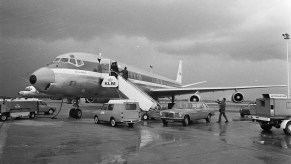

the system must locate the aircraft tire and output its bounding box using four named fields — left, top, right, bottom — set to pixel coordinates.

left=76, top=109, right=82, bottom=119
left=69, top=108, right=77, bottom=118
